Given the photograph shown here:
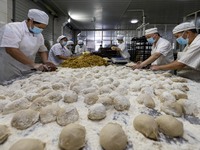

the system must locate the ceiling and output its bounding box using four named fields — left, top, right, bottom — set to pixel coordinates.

left=40, top=0, right=200, bottom=30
